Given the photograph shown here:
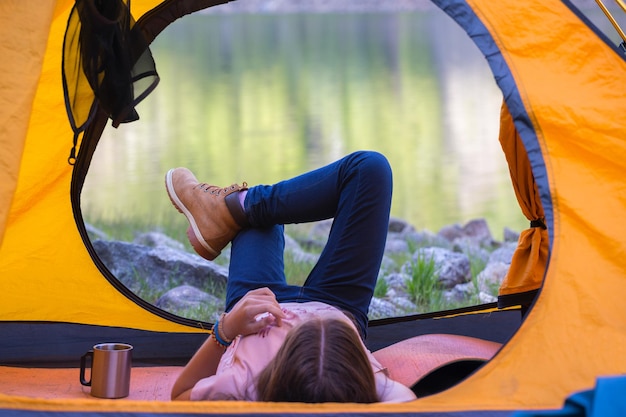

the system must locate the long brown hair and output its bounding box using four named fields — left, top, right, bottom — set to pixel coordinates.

left=256, top=317, right=379, bottom=403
